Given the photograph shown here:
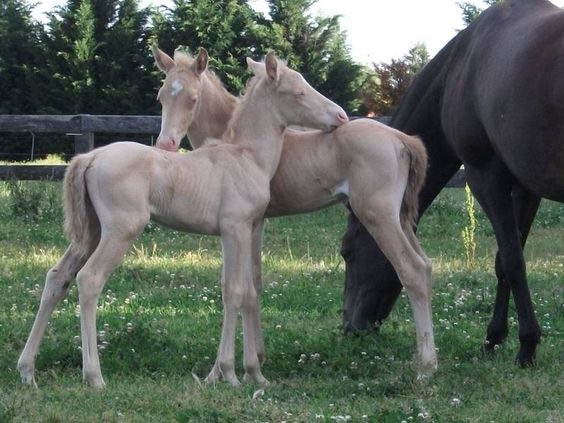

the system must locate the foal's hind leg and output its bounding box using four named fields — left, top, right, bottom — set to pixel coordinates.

left=17, top=245, right=88, bottom=386
left=353, top=200, right=437, bottom=375
left=464, top=162, right=541, bottom=366
left=77, top=224, right=145, bottom=388
left=486, top=186, right=540, bottom=351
